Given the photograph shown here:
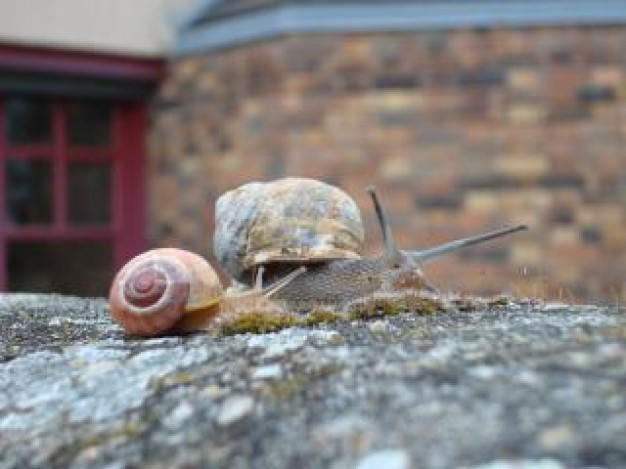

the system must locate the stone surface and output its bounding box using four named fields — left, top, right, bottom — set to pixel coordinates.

left=0, top=293, right=625, bottom=468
